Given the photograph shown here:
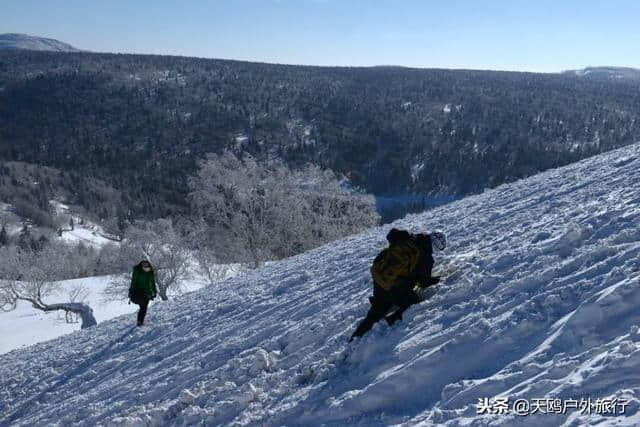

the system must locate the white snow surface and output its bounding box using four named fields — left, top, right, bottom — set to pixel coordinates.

left=2, top=143, right=640, bottom=426
left=0, top=264, right=242, bottom=355
left=59, top=226, right=118, bottom=248
left=50, top=201, right=120, bottom=248
left=0, top=276, right=136, bottom=355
